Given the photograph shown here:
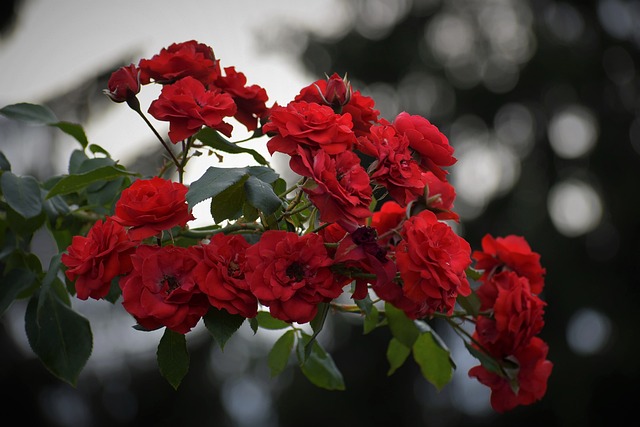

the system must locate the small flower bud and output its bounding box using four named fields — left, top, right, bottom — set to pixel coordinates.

left=103, top=64, right=141, bottom=103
